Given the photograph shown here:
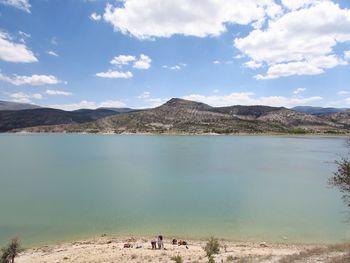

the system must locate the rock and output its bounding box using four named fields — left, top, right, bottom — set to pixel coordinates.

left=260, top=242, right=268, bottom=248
